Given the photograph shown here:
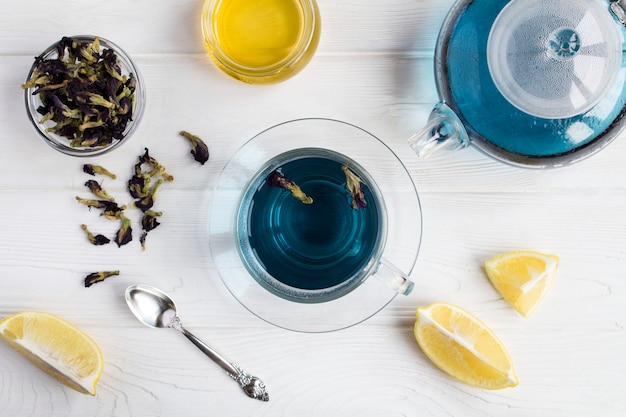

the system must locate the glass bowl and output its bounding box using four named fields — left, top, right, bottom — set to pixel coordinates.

left=23, top=35, right=145, bottom=157
left=201, top=0, right=321, bottom=84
